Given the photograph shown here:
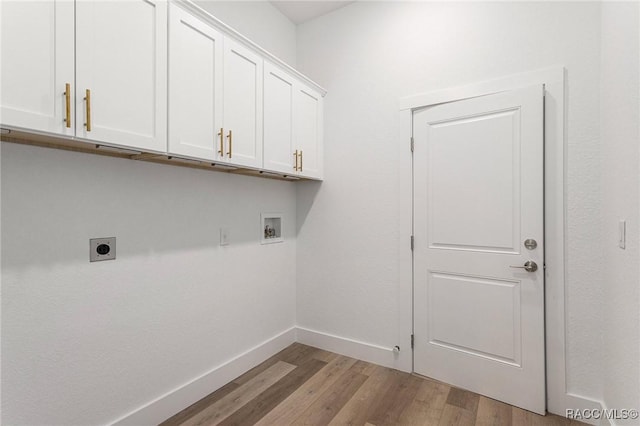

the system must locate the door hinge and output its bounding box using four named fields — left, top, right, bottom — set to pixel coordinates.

left=410, top=137, right=414, bottom=153
left=410, top=235, right=414, bottom=251
left=411, top=334, right=414, bottom=349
